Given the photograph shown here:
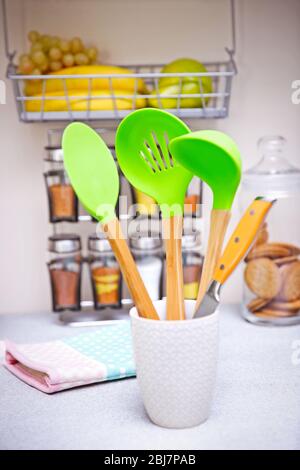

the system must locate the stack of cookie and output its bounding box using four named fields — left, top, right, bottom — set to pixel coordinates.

left=244, top=223, right=300, bottom=319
